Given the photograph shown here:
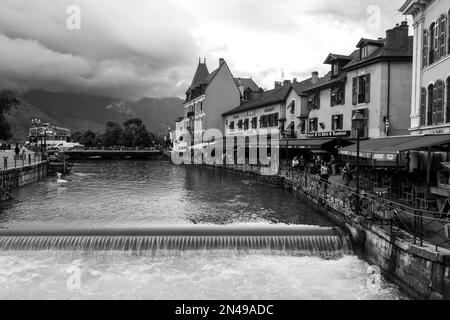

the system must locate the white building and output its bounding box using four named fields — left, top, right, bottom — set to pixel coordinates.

left=400, top=0, right=450, bottom=134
